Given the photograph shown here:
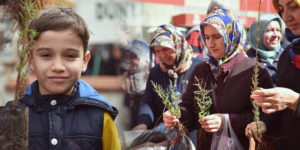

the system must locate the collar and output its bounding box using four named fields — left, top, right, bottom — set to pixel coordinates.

left=23, top=81, right=78, bottom=112
left=221, top=52, right=246, bottom=73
